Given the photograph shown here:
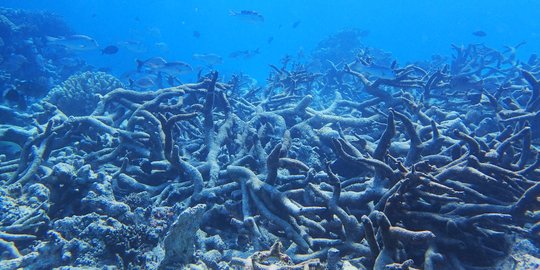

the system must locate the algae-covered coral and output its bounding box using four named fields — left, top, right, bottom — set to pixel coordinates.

left=44, top=71, right=124, bottom=116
